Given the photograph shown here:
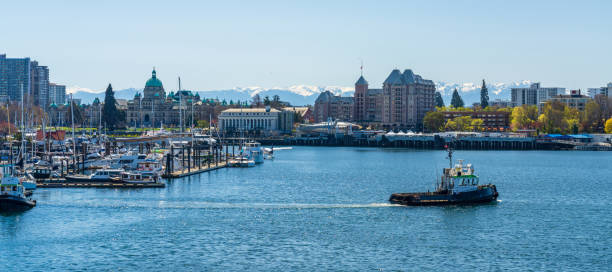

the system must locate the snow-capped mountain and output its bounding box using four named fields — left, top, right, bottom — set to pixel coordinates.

left=70, top=81, right=530, bottom=106
left=436, top=80, right=533, bottom=106
left=71, top=85, right=355, bottom=106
